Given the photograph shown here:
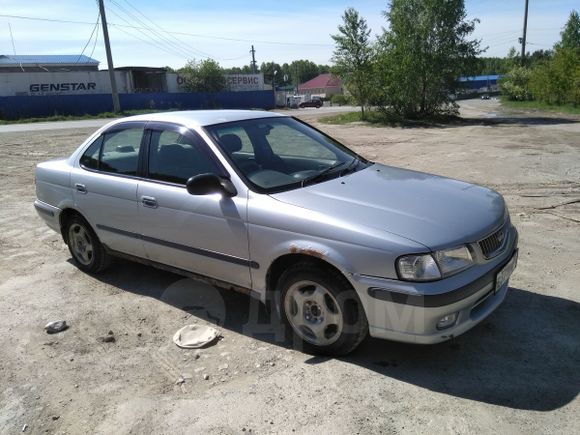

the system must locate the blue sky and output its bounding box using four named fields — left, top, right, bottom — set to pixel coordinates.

left=1, top=0, right=577, bottom=69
